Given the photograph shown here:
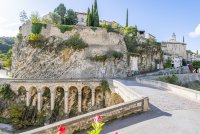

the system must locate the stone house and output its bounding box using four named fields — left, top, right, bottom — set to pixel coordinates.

left=161, top=33, right=187, bottom=68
